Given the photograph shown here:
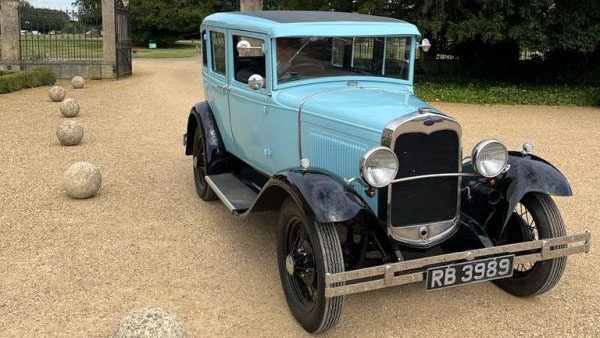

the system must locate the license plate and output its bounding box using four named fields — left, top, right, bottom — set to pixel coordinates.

left=426, top=255, right=514, bottom=291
